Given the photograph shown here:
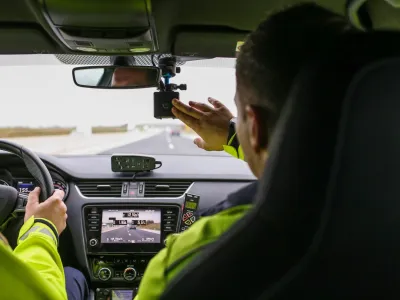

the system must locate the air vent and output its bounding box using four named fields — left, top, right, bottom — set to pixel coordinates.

left=144, top=181, right=192, bottom=198
left=76, top=180, right=123, bottom=197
